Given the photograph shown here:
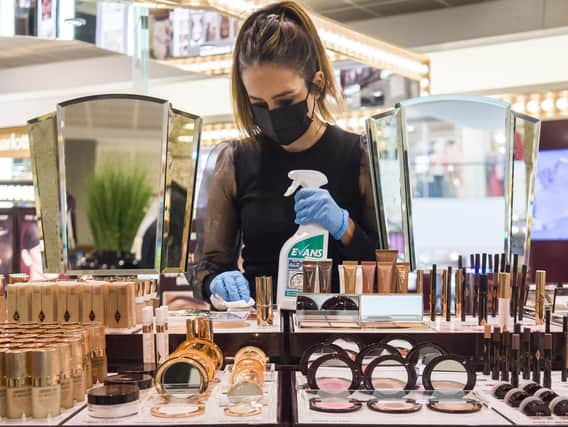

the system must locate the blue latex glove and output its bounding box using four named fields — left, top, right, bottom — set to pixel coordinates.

left=209, top=271, right=250, bottom=302
left=294, top=188, right=349, bottom=240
